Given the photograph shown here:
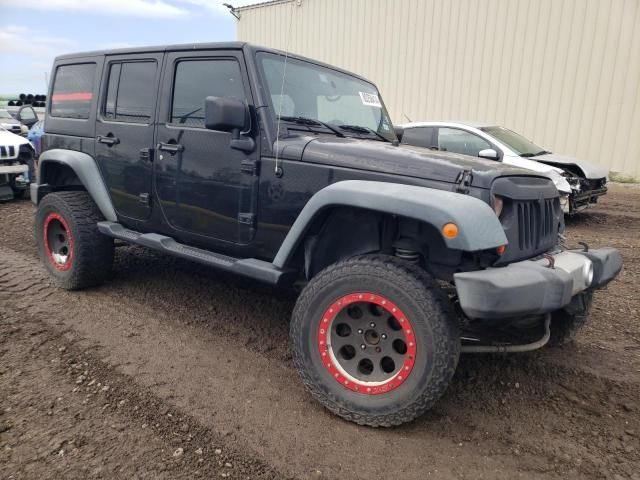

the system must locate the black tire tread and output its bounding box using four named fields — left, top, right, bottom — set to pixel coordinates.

left=548, top=293, right=593, bottom=346
left=11, top=188, right=27, bottom=200
left=291, top=254, right=459, bottom=427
